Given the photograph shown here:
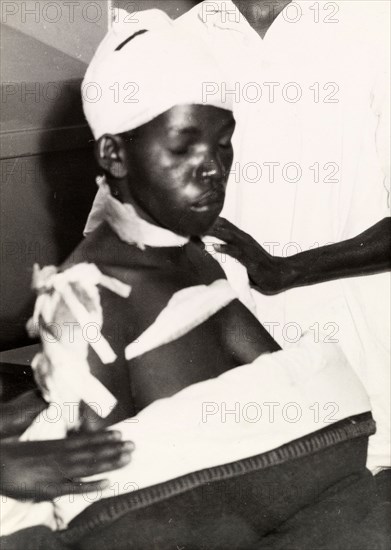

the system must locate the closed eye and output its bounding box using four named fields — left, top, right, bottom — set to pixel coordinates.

left=218, top=140, right=233, bottom=149
left=218, top=125, right=235, bottom=149
left=218, top=134, right=234, bottom=149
